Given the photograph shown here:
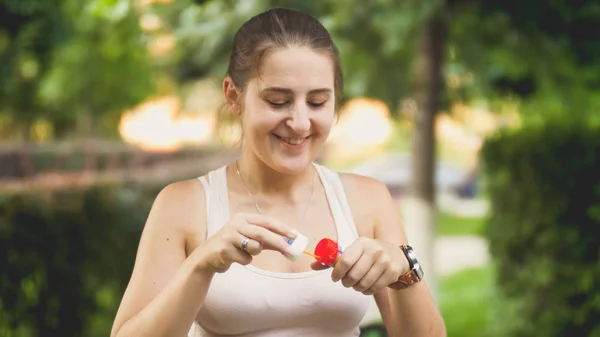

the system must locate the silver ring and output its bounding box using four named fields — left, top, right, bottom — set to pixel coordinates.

left=241, top=237, right=250, bottom=251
